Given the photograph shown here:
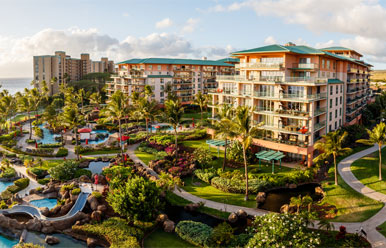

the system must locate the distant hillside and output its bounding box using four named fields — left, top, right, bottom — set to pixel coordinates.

left=371, top=70, right=386, bottom=82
